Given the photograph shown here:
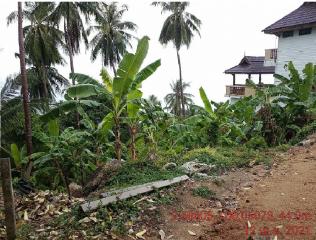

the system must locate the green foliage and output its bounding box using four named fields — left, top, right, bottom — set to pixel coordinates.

left=106, top=160, right=182, bottom=189
left=16, top=223, right=34, bottom=239
left=155, top=149, right=180, bottom=167
left=31, top=121, right=96, bottom=190
left=183, top=146, right=272, bottom=169
left=192, top=186, right=215, bottom=199
left=153, top=2, right=201, bottom=50
left=183, top=147, right=217, bottom=164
